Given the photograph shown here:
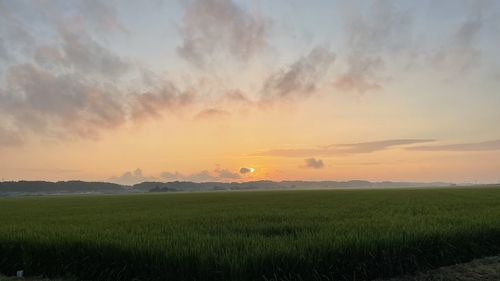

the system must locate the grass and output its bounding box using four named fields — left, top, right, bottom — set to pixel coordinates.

left=1, top=187, right=500, bottom=281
